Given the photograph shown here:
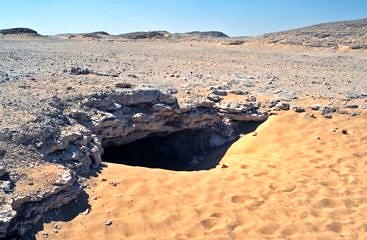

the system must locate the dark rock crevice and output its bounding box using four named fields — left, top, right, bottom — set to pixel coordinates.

left=102, top=120, right=263, bottom=171
left=102, top=130, right=230, bottom=171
